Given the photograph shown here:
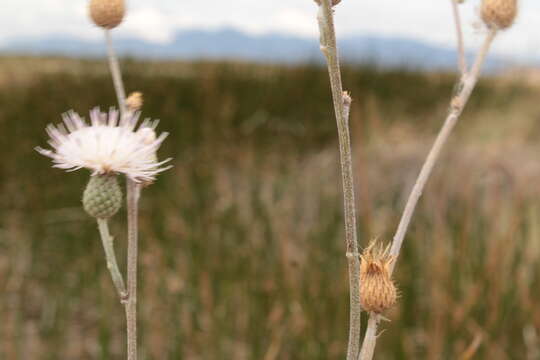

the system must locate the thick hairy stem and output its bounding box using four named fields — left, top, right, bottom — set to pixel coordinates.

left=358, top=29, right=497, bottom=360
left=126, top=180, right=141, bottom=360
left=317, top=2, right=362, bottom=359
left=450, top=0, right=467, bottom=74
left=105, top=30, right=127, bottom=115
left=97, top=218, right=128, bottom=303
